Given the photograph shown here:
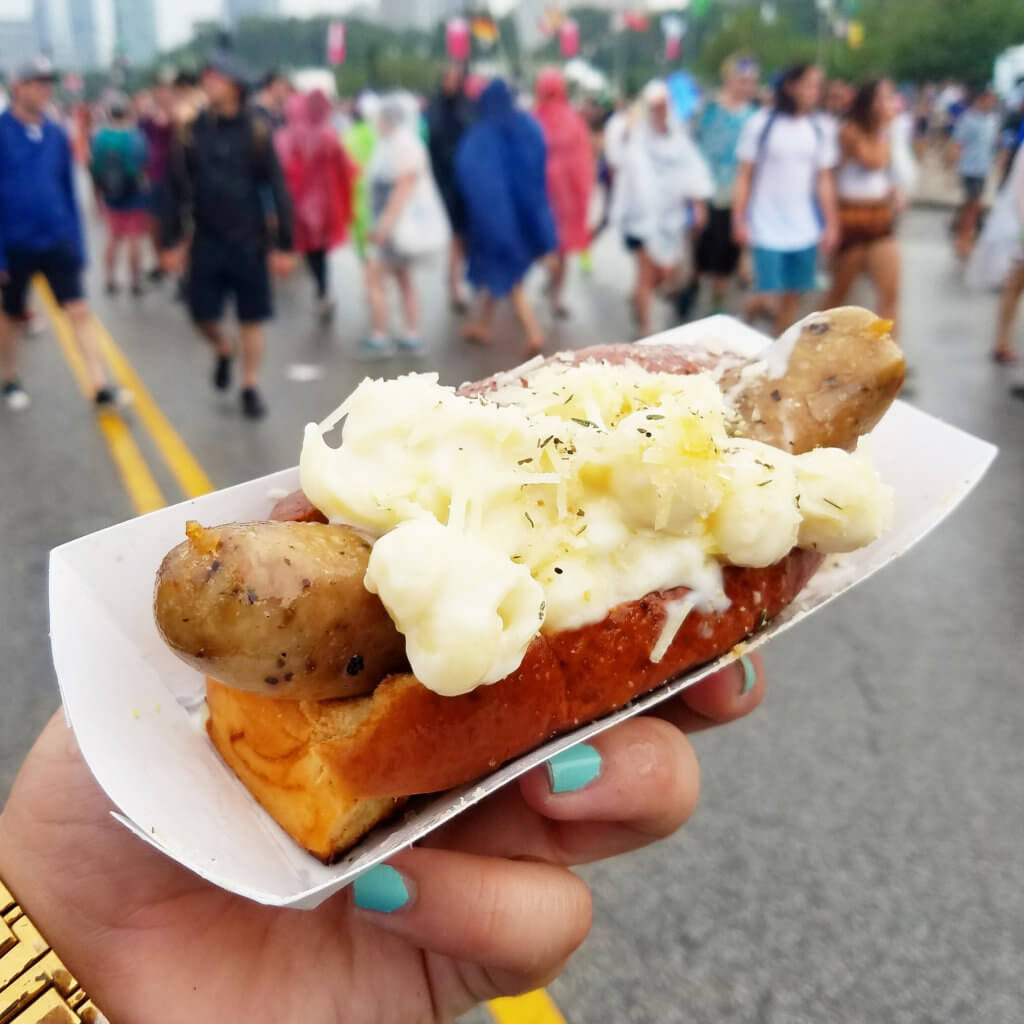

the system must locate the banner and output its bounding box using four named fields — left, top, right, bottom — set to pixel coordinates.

left=471, top=16, right=499, bottom=47
left=661, top=14, right=685, bottom=61
left=622, top=11, right=649, bottom=32
left=326, top=21, right=345, bottom=66
left=446, top=17, right=470, bottom=60
left=559, top=18, right=579, bottom=58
